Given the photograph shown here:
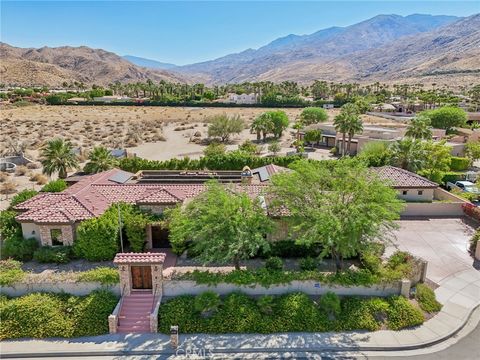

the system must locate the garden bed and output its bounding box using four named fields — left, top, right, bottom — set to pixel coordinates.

left=158, top=292, right=429, bottom=334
